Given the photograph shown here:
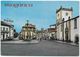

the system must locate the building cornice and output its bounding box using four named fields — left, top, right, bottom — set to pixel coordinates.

left=56, top=6, right=73, bottom=13
left=1, top=21, right=13, bottom=27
